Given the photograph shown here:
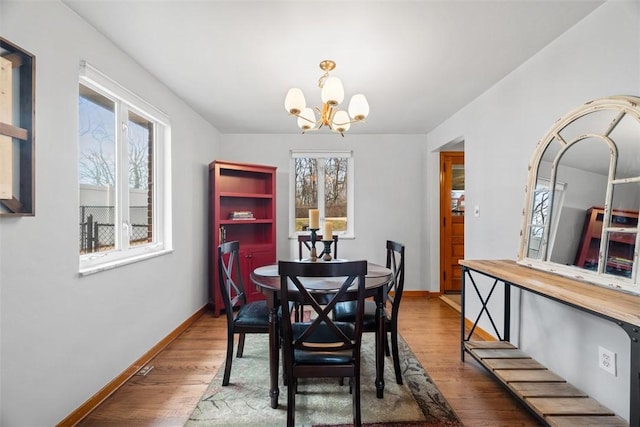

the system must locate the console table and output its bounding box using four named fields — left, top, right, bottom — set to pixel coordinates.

left=460, top=259, right=640, bottom=426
